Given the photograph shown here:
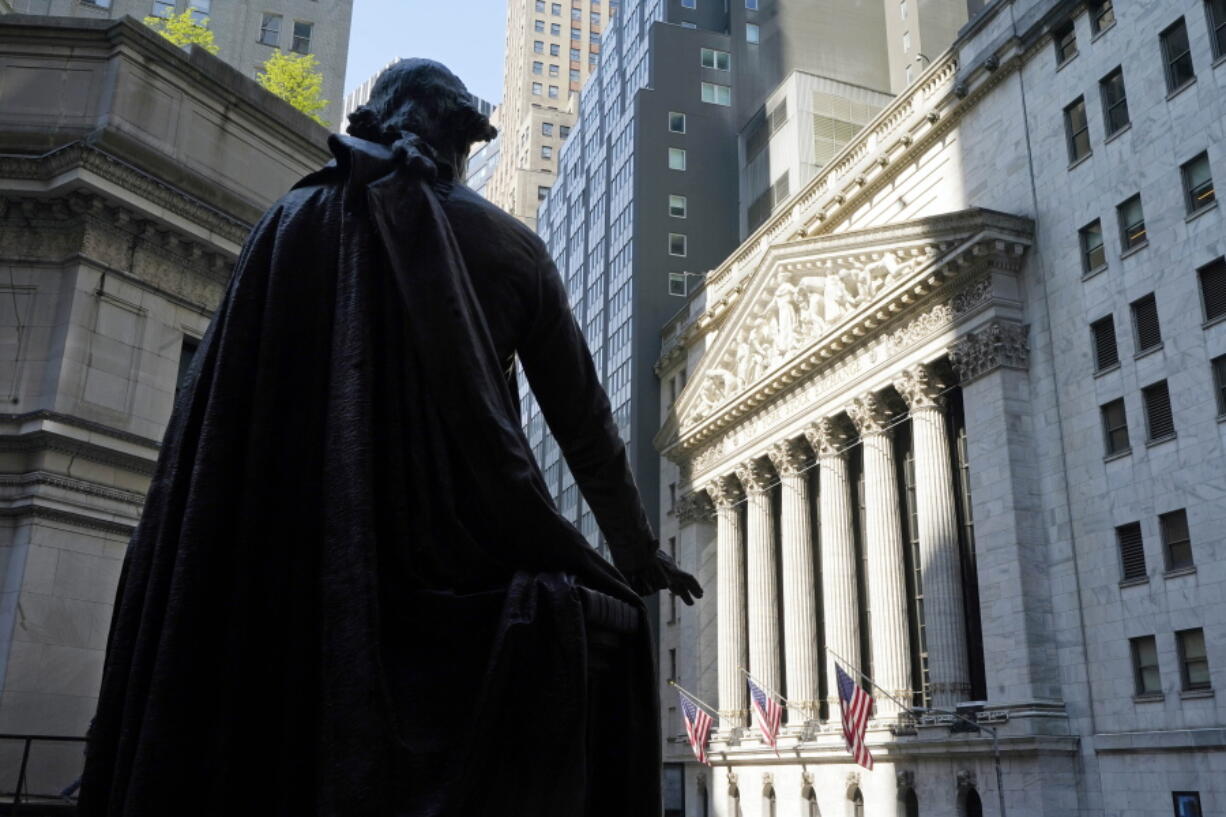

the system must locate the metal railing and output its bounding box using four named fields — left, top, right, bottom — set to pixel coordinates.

left=0, top=734, right=85, bottom=815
